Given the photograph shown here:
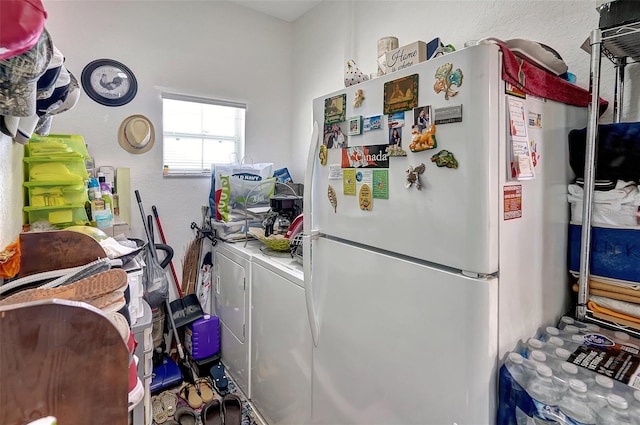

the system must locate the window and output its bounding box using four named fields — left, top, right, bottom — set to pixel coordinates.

left=162, top=93, right=246, bottom=176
